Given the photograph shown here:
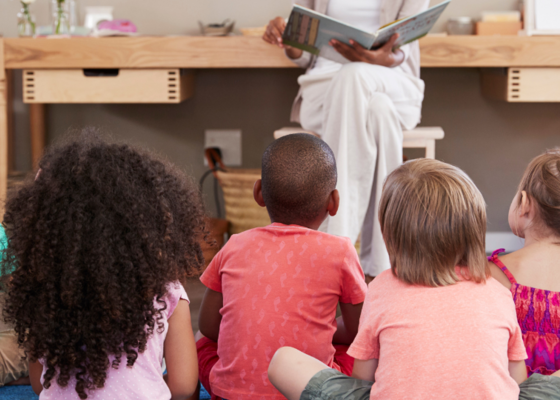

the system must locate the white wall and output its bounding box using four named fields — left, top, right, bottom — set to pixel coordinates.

left=1, top=0, right=523, bottom=38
